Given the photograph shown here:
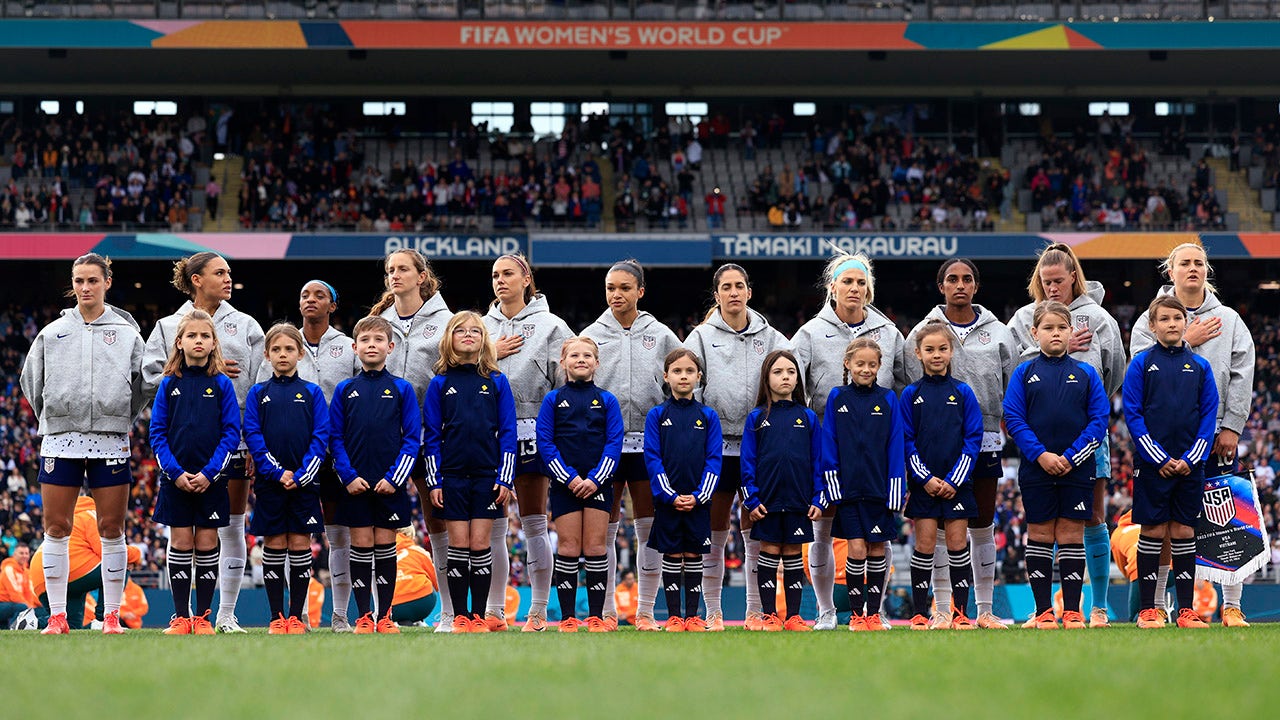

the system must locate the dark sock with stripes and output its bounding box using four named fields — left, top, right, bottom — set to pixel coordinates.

left=469, top=548, right=493, bottom=617
left=262, top=547, right=287, bottom=619
left=683, top=556, right=703, bottom=618
left=445, top=547, right=471, bottom=618
left=846, top=556, right=868, bottom=616
left=1170, top=537, right=1197, bottom=612
left=757, top=551, right=780, bottom=616
left=662, top=556, right=683, bottom=618
left=288, top=550, right=312, bottom=620
left=909, top=550, right=933, bottom=617
left=585, top=554, right=608, bottom=619
left=194, top=548, right=220, bottom=617
left=1026, top=540, right=1055, bottom=614
left=167, top=547, right=193, bottom=618
left=1137, top=534, right=1162, bottom=610
left=554, top=554, right=579, bottom=621
left=1058, top=543, right=1086, bottom=613
left=351, top=546, right=375, bottom=618
left=865, top=555, right=887, bottom=618
left=950, top=544, right=973, bottom=618
left=373, top=544, right=396, bottom=621
left=782, top=554, right=804, bottom=619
